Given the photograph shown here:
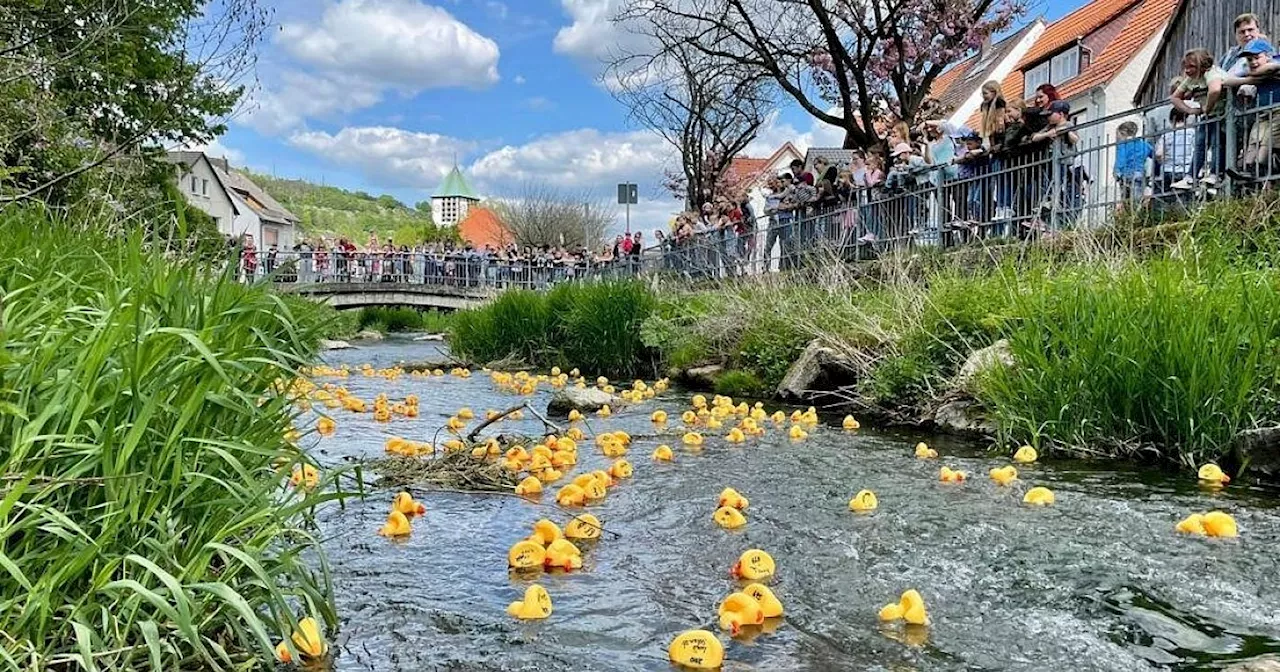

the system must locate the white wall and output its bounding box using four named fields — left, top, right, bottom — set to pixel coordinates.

left=176, top=159, right=236, bottom=235
left=432, top=196, right=473, bottom=226
left=227, top=191, right=262, bottom=247
left=948, top=21, right=1048, bottom=127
